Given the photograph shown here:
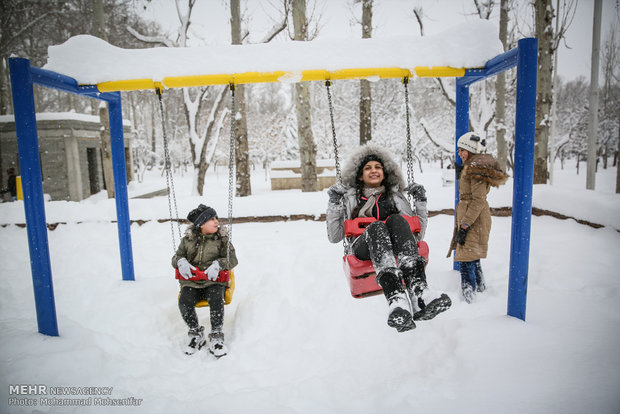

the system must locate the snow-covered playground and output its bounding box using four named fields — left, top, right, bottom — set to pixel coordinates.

left=1, top=164, right=619, bottom=414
